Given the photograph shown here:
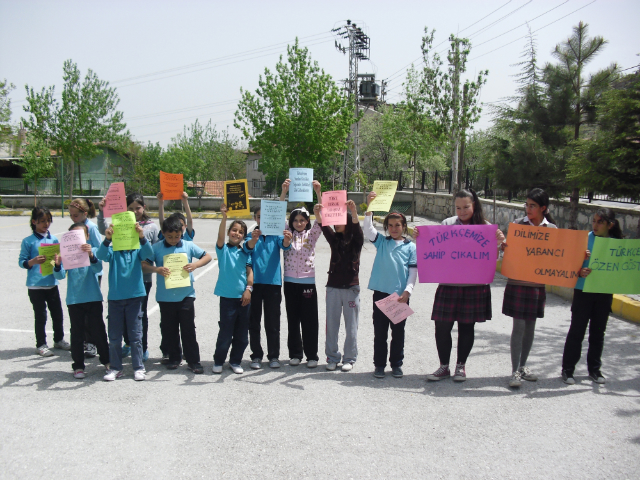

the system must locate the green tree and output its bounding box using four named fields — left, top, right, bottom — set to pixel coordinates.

left=13, top=134, right=54, bottom=206
left=234, top=39, right=355, bottom=187
left=23, top=60, right=127, bottom=198
left=1, top=79, right=16, bottom=146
